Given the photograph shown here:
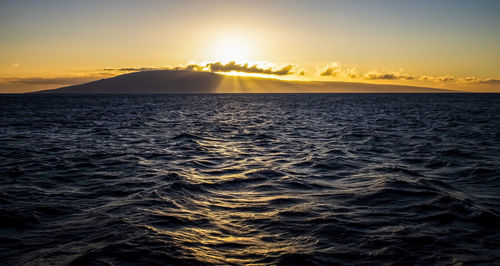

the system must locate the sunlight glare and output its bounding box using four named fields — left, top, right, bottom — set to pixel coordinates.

left=209, top=34, right=253, bottom=62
